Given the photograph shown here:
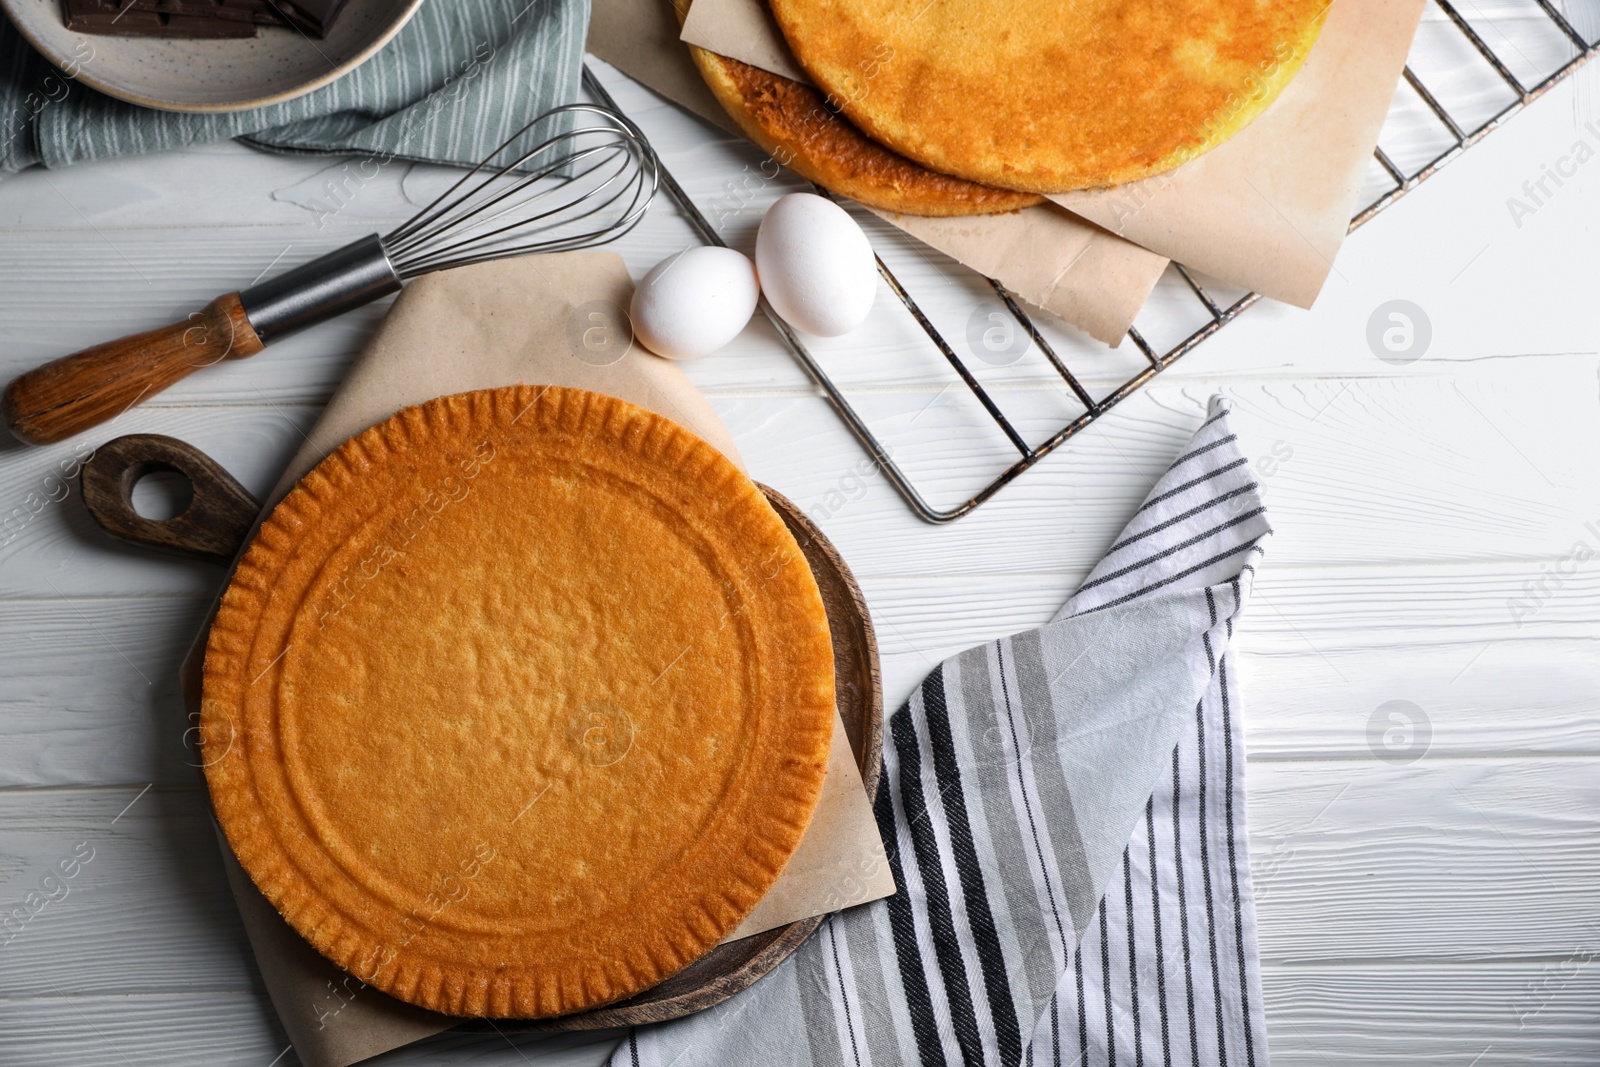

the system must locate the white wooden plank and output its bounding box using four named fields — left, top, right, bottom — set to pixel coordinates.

left=852, top=562, right=1600, bottom=661
left=0, top=991, right=292, bottom=1067
left=1260, top=961, right=1600, bottom=1066
left=866, top=565, right=1600, bottom=759
left=1233, top=635, right=1600, bottom=760
left=1247, top=759, right=1600, bottom=964
left=9, top=552, right=1600, bottom=787
left=0, top=599, right=209, bottom=787
left=5, top=369, right=1598, bottom=602
left=0, top=795, right=623, bottom=1065
left=0, top=788, right=251, bottom=996
left=5, top=955, right=1598, bottom=1067
left=0, top=989, right=622, bottom=1067
left=0, top=760, right=1593, bottom=1007
left=717, top=369, right=1600, bottom=577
